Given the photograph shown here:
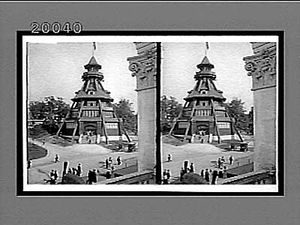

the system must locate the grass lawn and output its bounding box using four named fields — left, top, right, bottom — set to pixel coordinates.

left=27, top=142, right=47, bottom=160
left=162, top=135, right=186, bottom=146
